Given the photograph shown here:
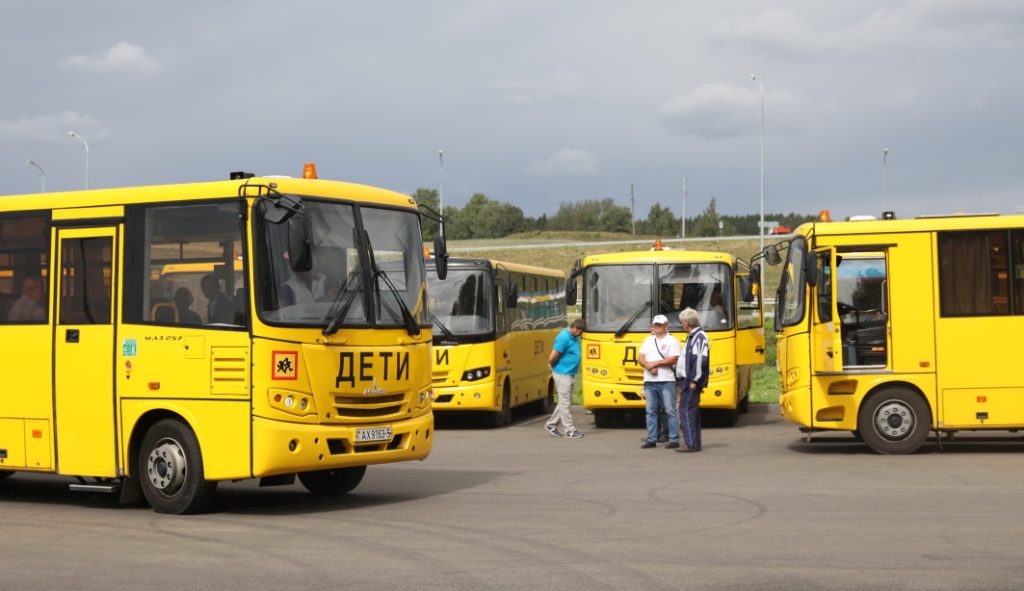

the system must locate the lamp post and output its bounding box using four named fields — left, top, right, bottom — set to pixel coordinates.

left=680, top=177, right=687, bottom=239
left=882, top=147, right=889, bottom=211
left=27, top=159, right=46, bottom=193
left=68, top=130, right=90, bottom=189
left=750, top=73, right=765, bottom=286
